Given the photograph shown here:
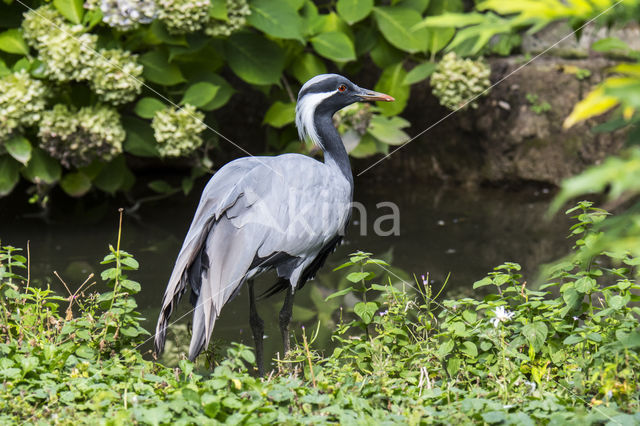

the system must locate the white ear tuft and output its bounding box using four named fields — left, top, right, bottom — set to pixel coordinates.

left=295, top=91, right=334, bottom=148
